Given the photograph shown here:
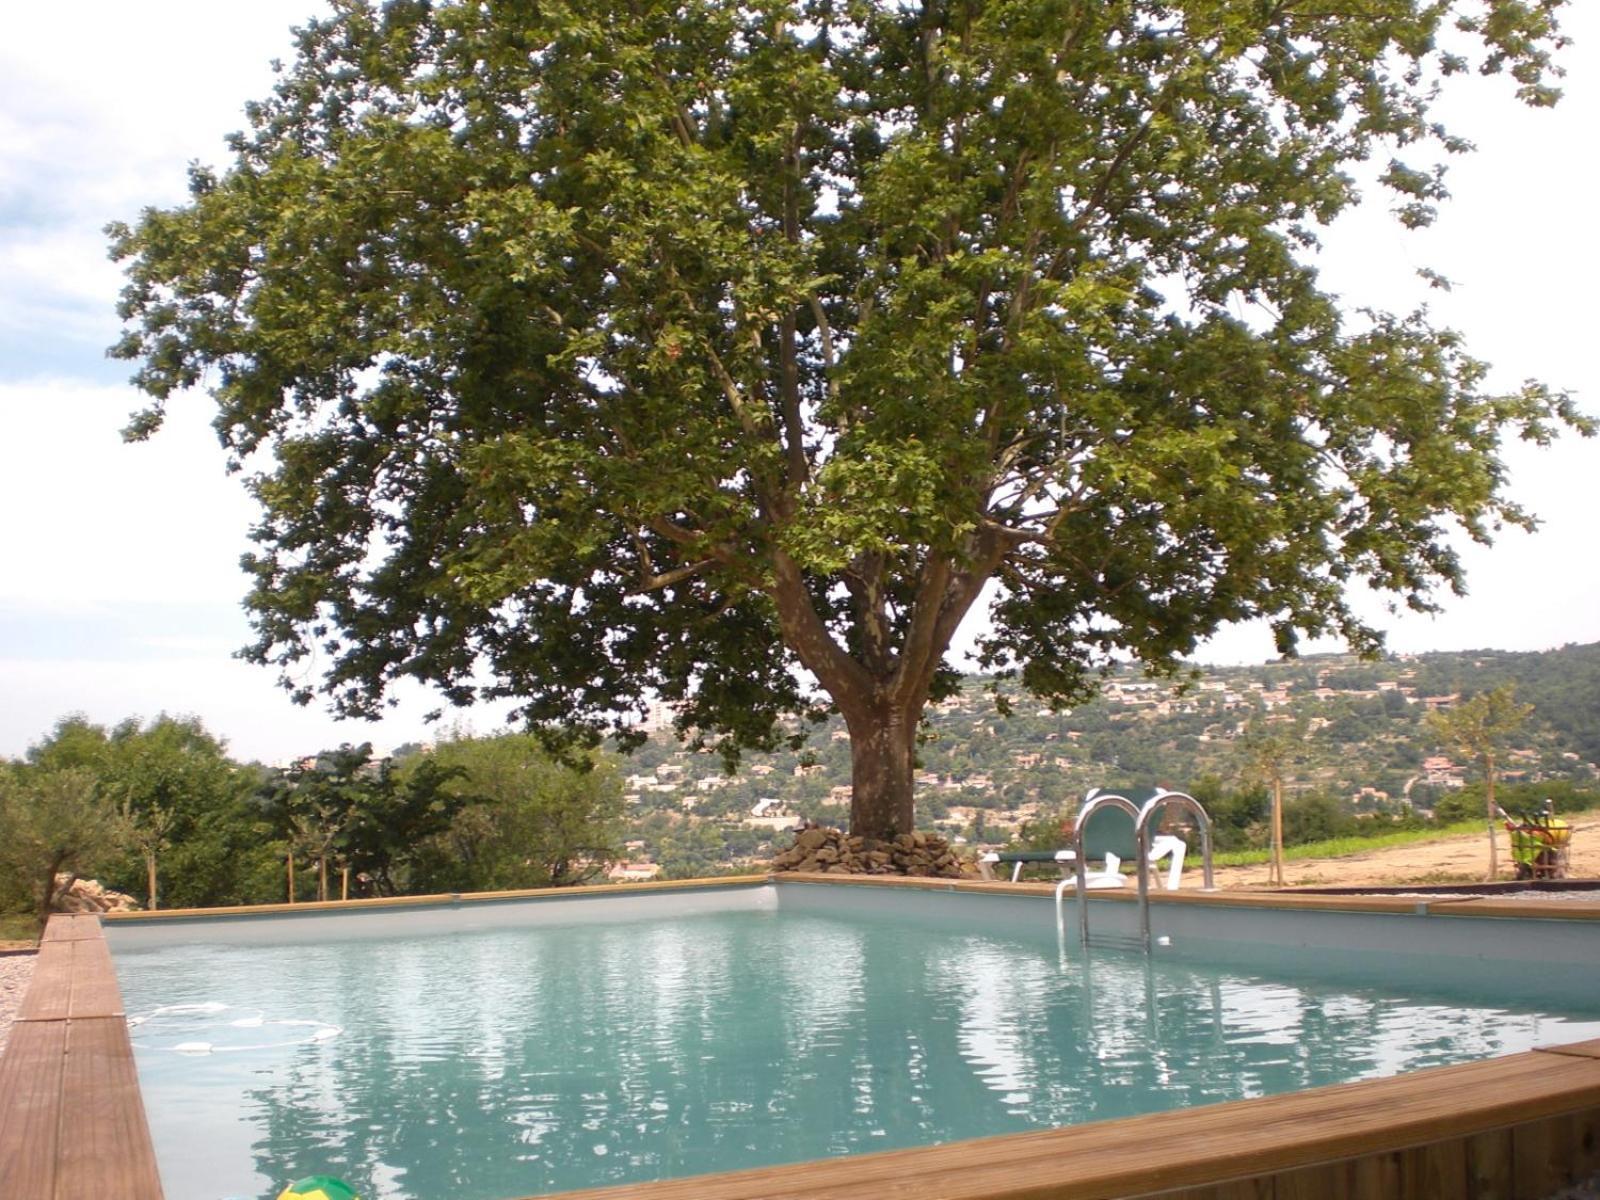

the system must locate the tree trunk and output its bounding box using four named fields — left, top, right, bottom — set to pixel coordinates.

left=845, top=702, right=918, bottom=841
left=1270, top=777, right=1285, bottom=887
left=146, top=851, right=158, bottom=911
left=318, top=855, right=328, bottom=902
left=287, top=853, right=295, bottom=904
left=1484, top=754, right=1499, bottom=882
left=37, top=855, right=67, bottom=934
